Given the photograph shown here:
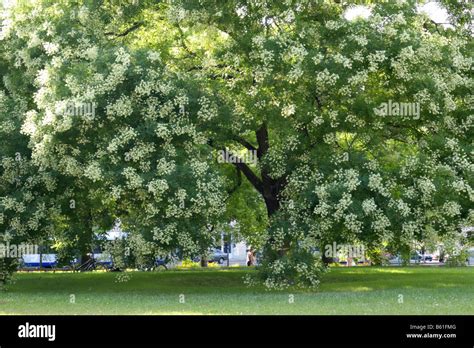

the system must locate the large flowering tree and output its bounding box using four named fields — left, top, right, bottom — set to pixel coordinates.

left=0, top=0, right=472, bottom=288
left=0, top=45, right=65, bottom=284
left=161, top=0, right=472, bottom=287
left=1, top=0, right=229, bottom=265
